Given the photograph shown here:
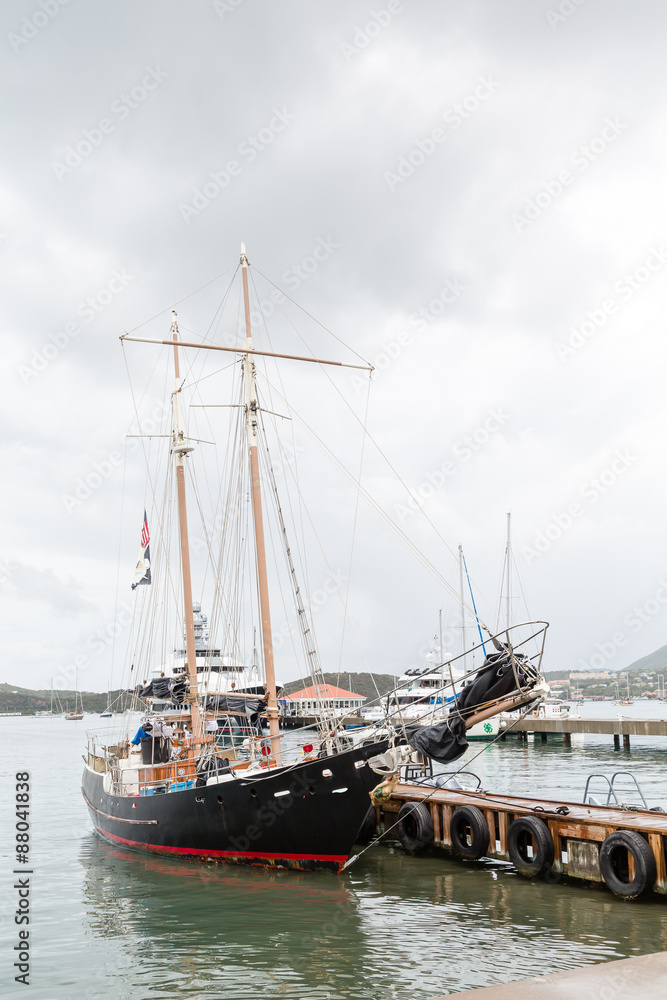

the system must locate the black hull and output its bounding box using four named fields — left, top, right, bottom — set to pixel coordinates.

left=82, top=739, right=388, bottom=872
